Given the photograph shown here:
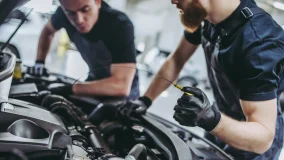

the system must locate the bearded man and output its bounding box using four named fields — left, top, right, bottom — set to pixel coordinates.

left=118, top=0, right=284, bottom=159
